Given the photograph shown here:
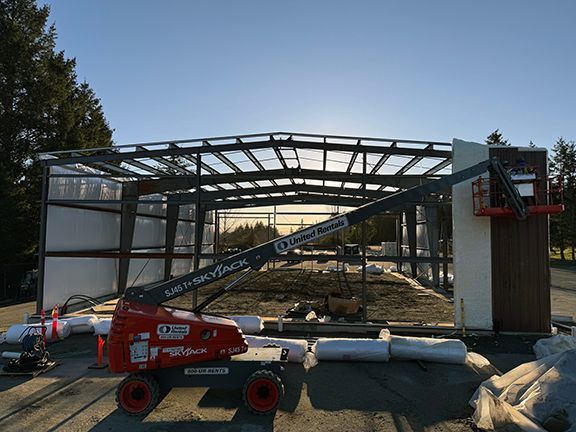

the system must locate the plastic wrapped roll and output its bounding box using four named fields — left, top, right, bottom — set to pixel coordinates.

left=313, top=337, right=391, bottom=362
left=62, top=315, right=99, bottom=334
left=245, top=335, right=308, bottom=363
left=228, top=316, right=264, bottom=334
left=389, top=335, right=467, bottom=364
left=93, top=318, right=111, bottom=335
left=5, top=321, right=72, bottom=344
